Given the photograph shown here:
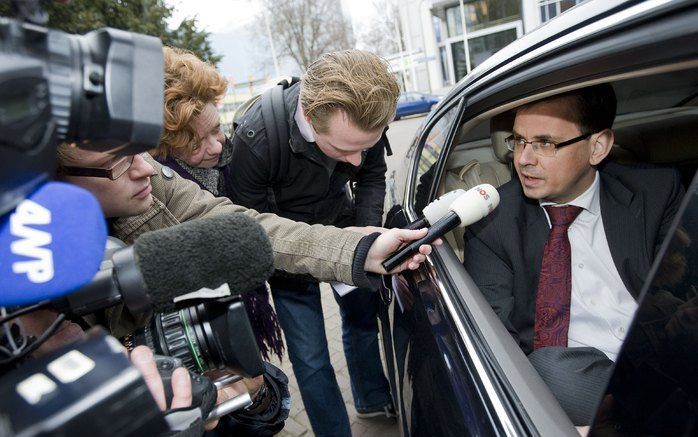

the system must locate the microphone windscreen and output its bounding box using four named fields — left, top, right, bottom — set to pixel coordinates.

left=133, top=213, right=274, bottom=312
left=449, top=184, right=500, bottom=227
left=0, top=182, right=107, bottom=306
left=423, top=189, right=465, bottom=225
